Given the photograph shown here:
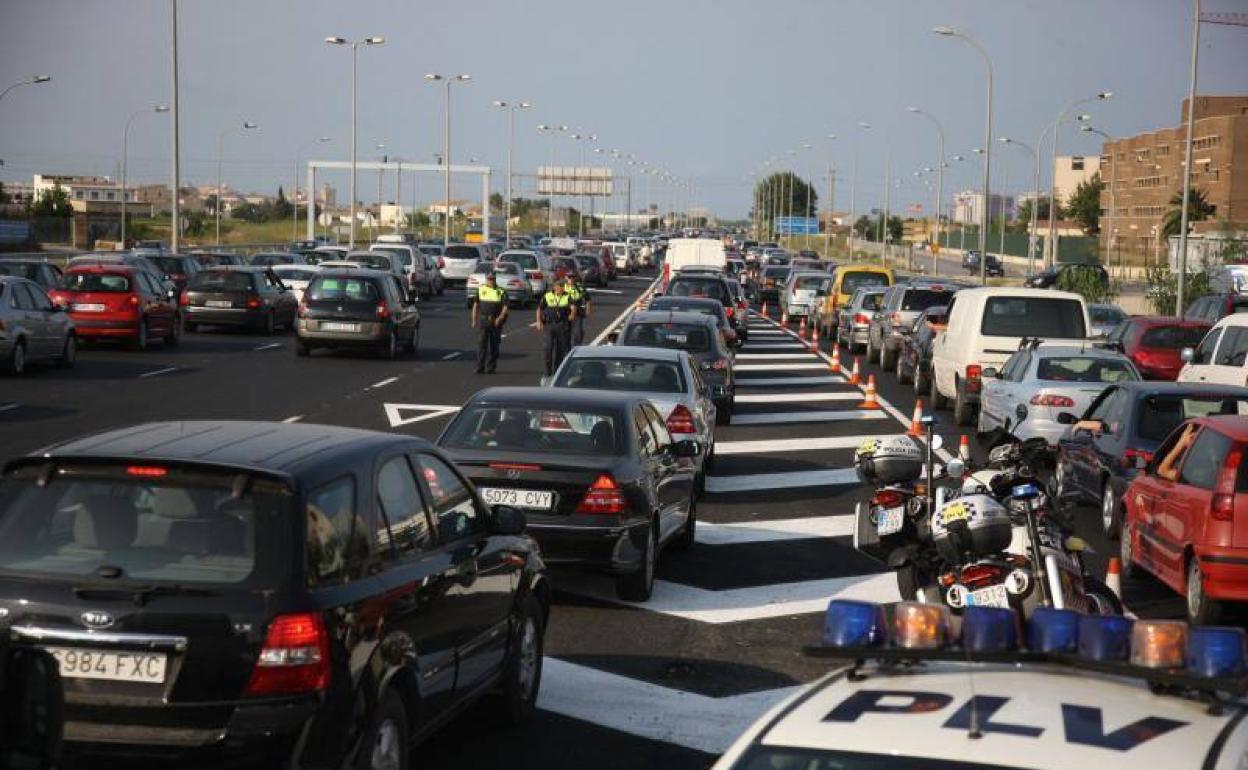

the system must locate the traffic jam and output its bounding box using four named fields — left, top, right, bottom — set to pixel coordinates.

left=2, top=229, right=1248, bottom=769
